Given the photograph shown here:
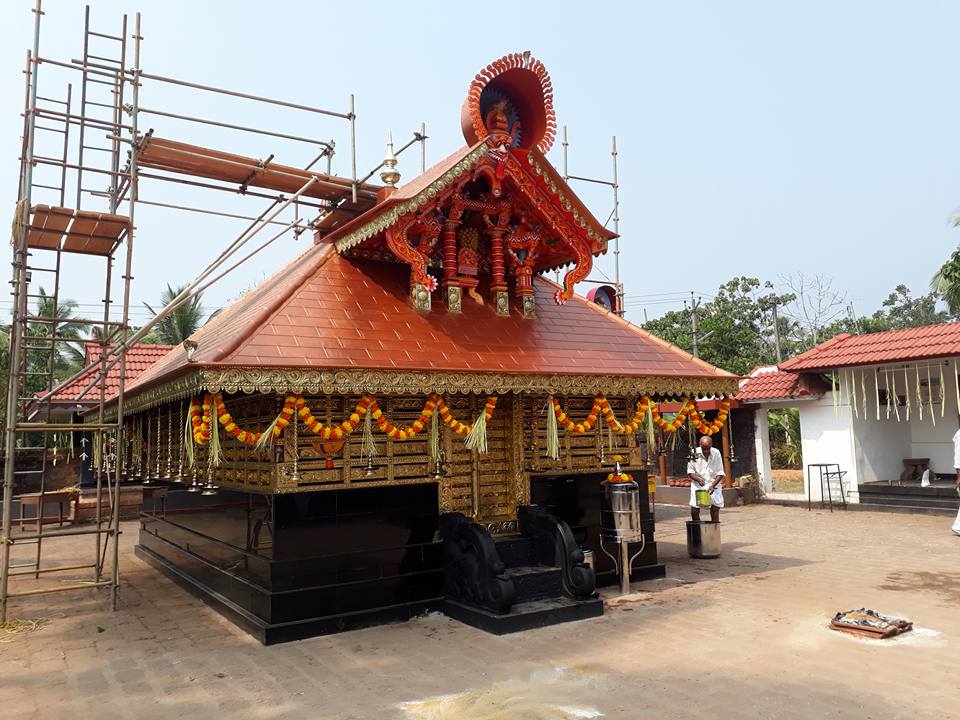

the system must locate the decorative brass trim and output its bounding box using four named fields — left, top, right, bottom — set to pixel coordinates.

left=199, top=367, right=738, bottom=399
